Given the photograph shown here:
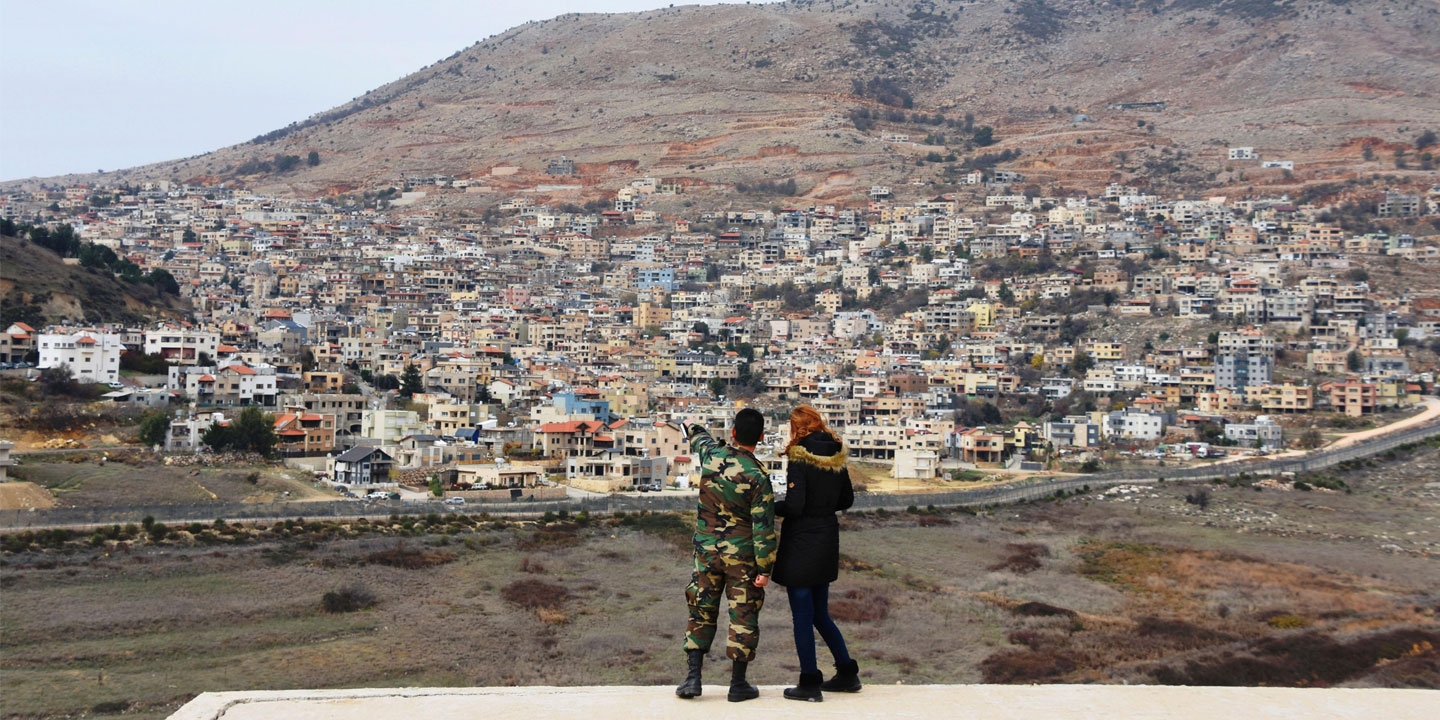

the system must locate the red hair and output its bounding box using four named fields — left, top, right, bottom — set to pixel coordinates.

left=785, top=405, right=834, bottom=454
